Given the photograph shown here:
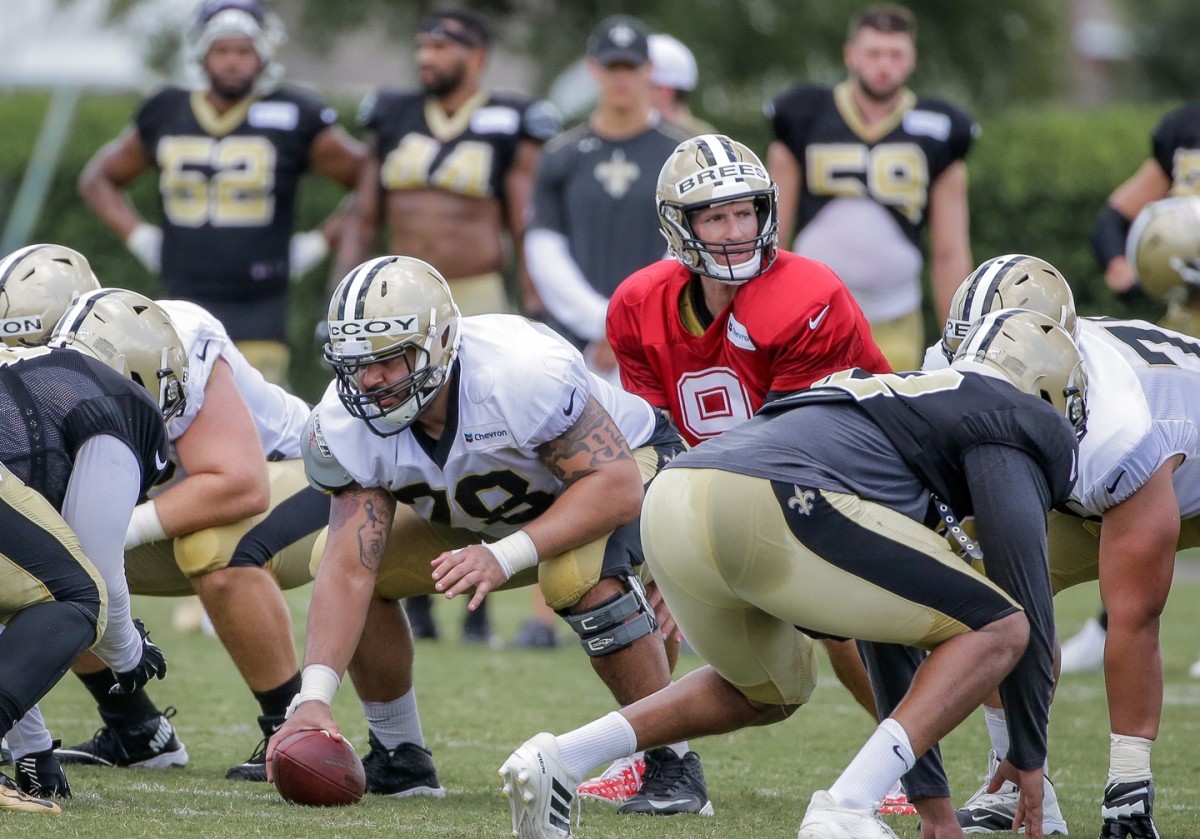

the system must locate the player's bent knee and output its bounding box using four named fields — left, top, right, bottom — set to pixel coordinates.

left=564, top=575, right=658, bottom=657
